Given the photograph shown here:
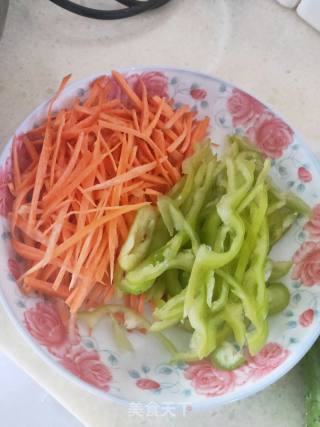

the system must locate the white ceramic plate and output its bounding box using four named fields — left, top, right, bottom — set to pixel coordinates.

left=1, top=67, right=320, bottom=412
